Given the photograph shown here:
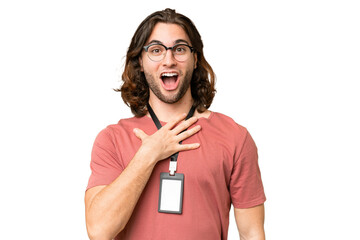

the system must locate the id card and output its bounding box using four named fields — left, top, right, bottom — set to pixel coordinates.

left=158, top=172, right=184, bottom=214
